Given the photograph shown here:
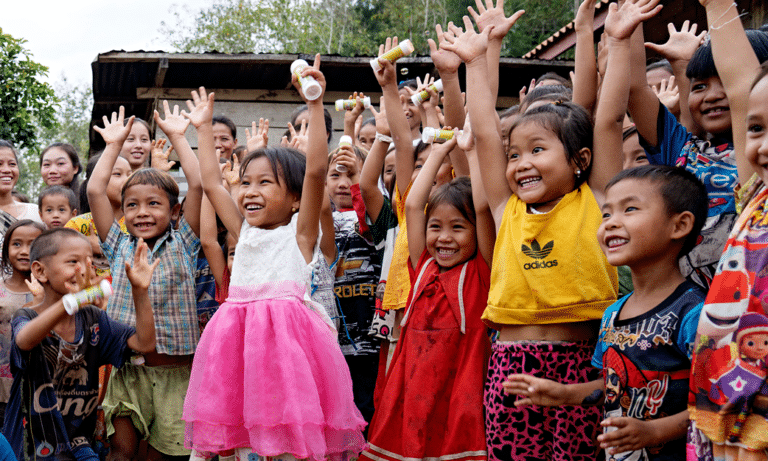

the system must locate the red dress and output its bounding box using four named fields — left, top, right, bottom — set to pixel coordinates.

left=362, top=250, right=491, bottom=461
